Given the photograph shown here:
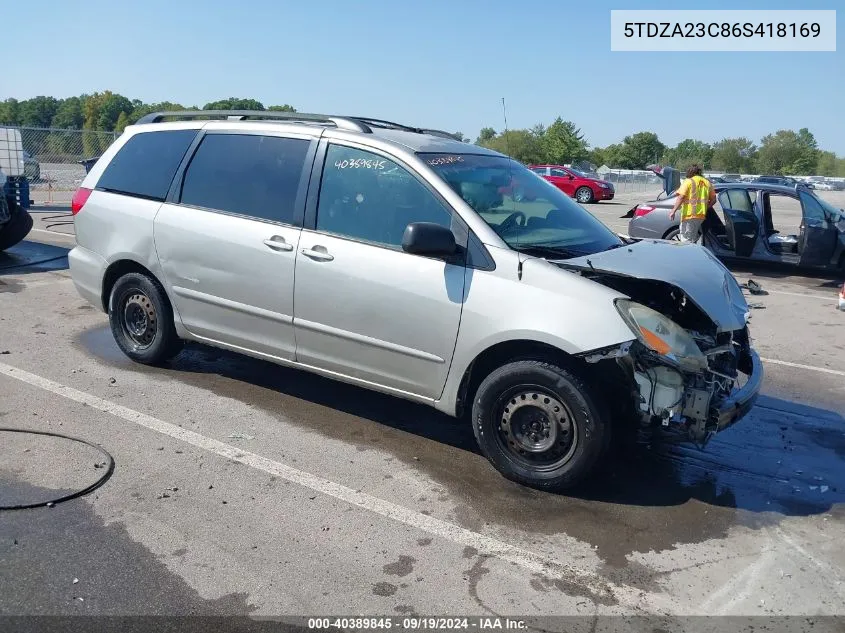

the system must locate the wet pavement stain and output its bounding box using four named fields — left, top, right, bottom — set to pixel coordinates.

left=464, top=555, right=493, bottom=613
left=382, top=555, right=416, bottom=577
left=416, top=537, right=432, bottom=547
left=0, top=479, right=257, bottom=616
left=372, top=582, right=398, bottom=597
left=529, top=573, right=618, bottom=607
left=77, top=326, right=845, bottom=567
